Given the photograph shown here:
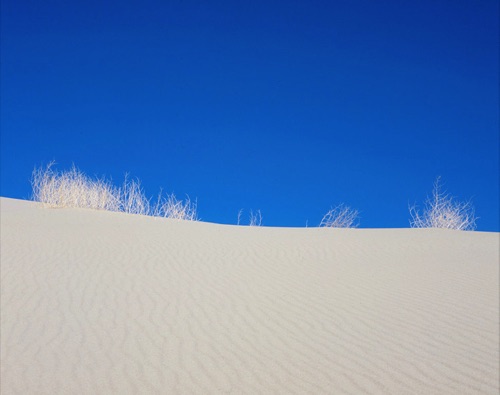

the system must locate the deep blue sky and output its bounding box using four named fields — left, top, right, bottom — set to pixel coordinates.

left=1, top=0, right=498, bottom=230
